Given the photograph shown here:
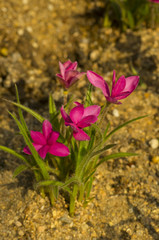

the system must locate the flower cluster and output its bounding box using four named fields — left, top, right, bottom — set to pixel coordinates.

left=0, top=59, right=143, bottom=216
